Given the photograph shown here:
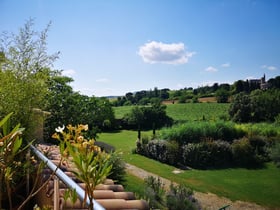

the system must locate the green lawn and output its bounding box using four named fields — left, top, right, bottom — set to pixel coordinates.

left=99, top=130, right=280, bottom=209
